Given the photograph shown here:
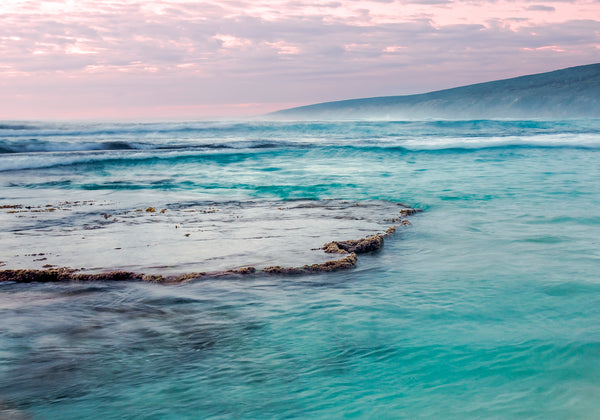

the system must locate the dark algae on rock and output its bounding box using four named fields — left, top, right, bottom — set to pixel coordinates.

left=263, top=253, right=358, bottom=275
left=0, top=268, right=145, bottom=283
left=322, top=235, right=384, bottom=254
